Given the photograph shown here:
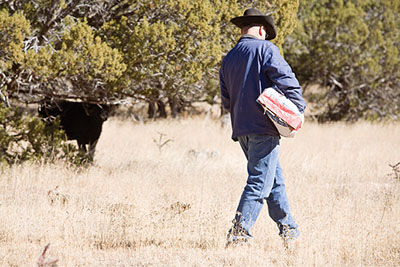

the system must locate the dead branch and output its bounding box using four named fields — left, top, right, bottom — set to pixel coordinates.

left=153, top=132, right=173, bottom=152
left=389, top=162, right=400, bottom=180
left=37, top=243, right=58, bottom=267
